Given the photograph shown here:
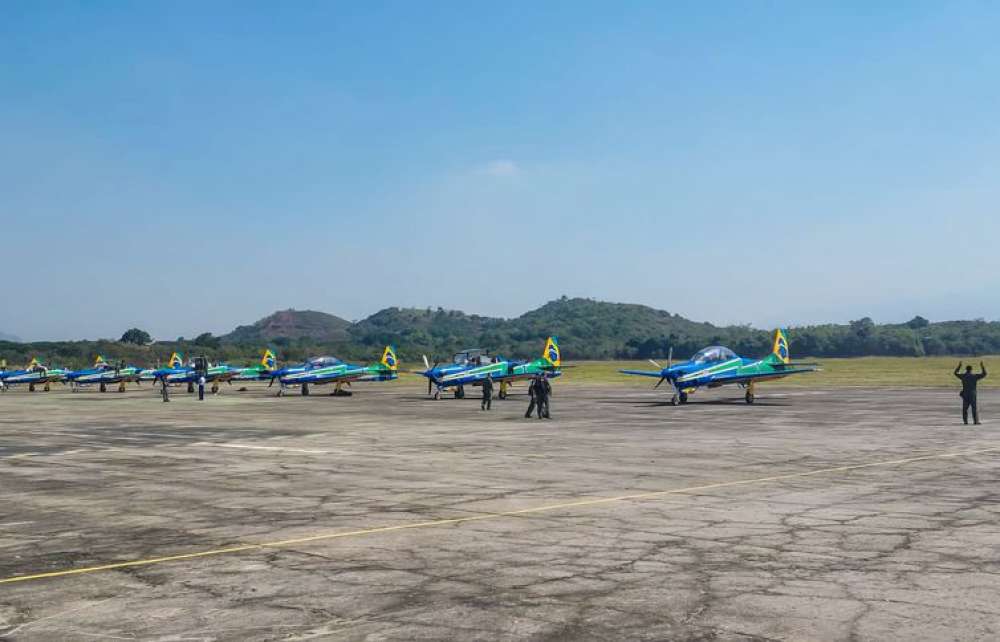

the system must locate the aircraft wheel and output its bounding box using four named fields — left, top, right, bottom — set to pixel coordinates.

left=433, top=389, right=441, bottom=400
left=669, top=394, right=678, bottom=406
left=679, top=392, right=689, bottom=404
left=301, top=383, right=310, bottom=396
left=100, top=382, right=107, bottom=393
left=29, top=383, right=35, bottom=392
left=44, top=383, right=50, bottom=392
left=745, top=391, right=755, bottom=405
left=211, top=382, right=219, bottom=394
left=118, top=382, right=126, bottom=393
left=277, top=389, right=284, bottom=397
left=187, top=382, right=194, bottom=394
left=456, top=385, right=465, bottom=399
